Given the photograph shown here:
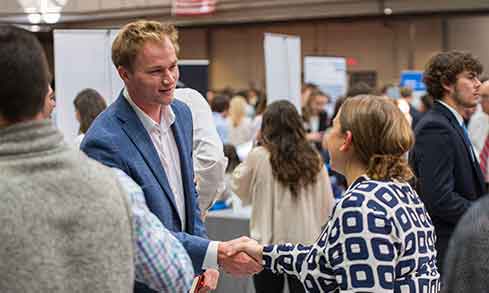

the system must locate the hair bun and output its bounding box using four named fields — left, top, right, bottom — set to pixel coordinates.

left=367, top=154, right=414, bottom=182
